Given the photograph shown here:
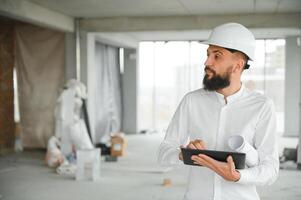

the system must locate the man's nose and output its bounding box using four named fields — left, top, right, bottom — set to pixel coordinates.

left=204, top=56, right=212, bottom=67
